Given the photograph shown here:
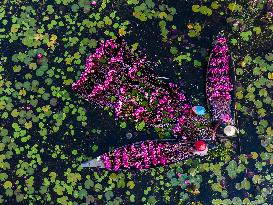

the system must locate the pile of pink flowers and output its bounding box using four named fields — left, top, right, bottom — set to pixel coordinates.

left=206, top=37, right=233, bottom=123
left=101, top=140, right=192, bottom=170
left=72, top=38, right=213, bottom=141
